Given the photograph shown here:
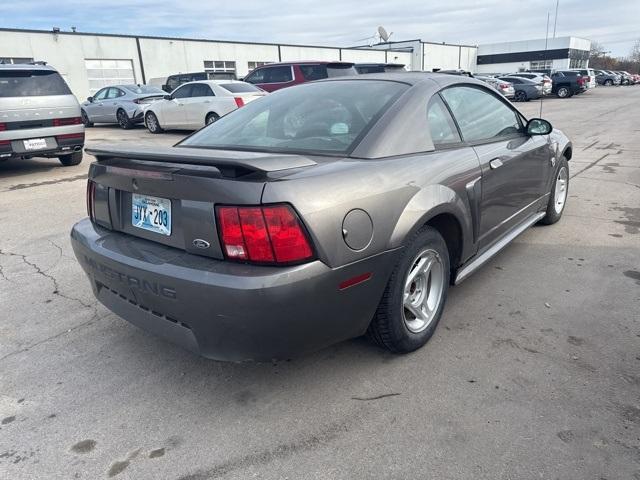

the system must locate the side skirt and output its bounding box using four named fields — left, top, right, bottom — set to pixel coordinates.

left=454, top=211, right=546, bottom=285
